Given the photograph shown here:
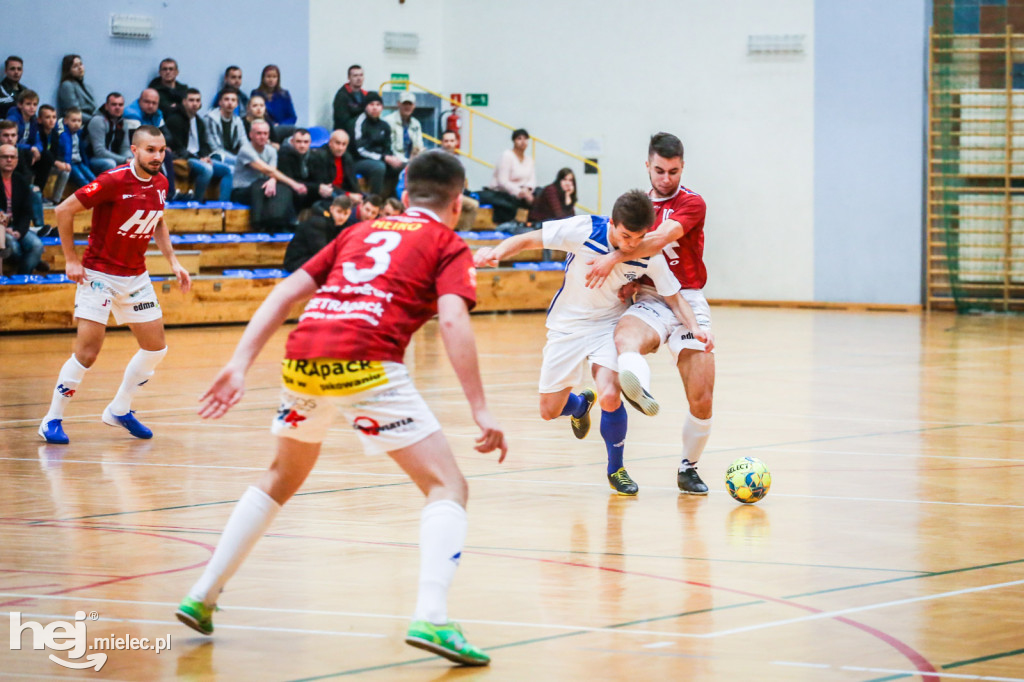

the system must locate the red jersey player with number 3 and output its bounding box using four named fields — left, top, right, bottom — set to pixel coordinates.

left=176, top=151, right=507, bottom=667
left=38, top=125, right=191, bottom=445
left=586, top=133, right=715, bottom=495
